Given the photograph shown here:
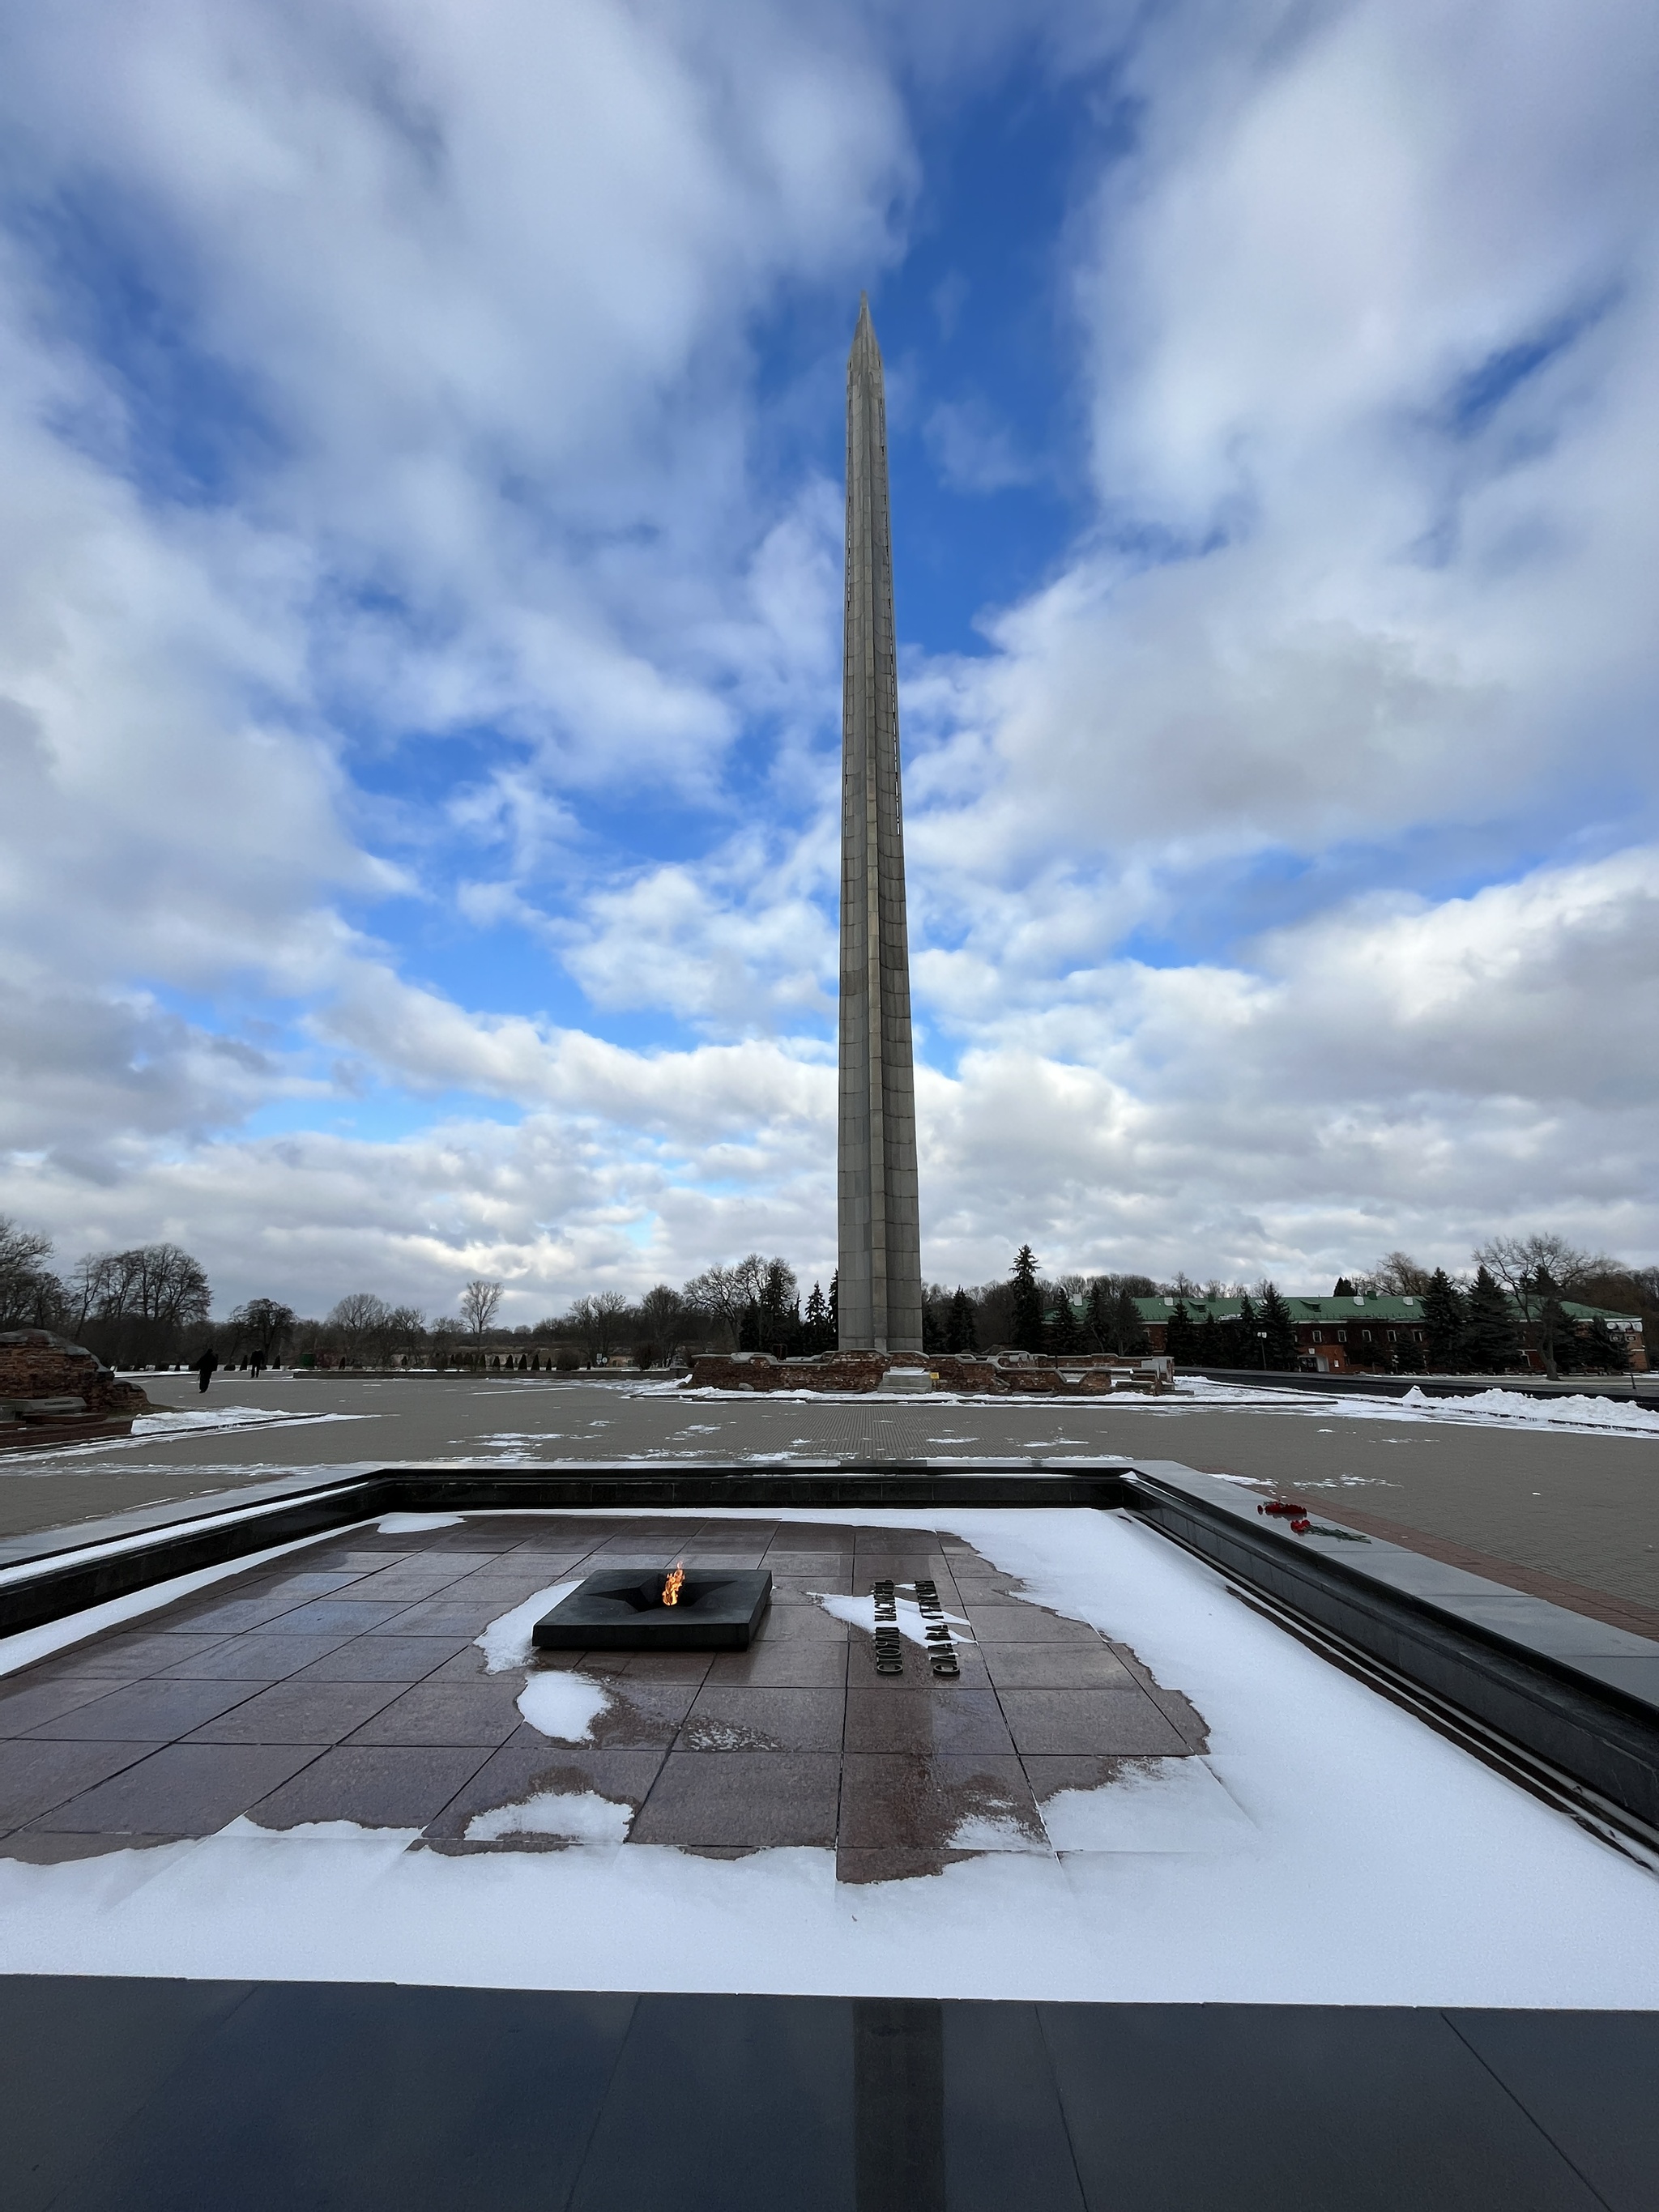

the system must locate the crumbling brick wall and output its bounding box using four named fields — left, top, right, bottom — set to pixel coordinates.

left=0, top=1331, right=151, bottom=1421
left=684, top=1351, right=1165, bottom=1396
